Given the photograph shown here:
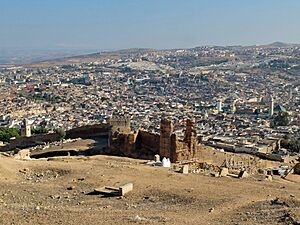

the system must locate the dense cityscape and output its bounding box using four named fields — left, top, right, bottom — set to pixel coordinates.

left=1, top=43, right=300, bottom=225
left=1, top=43, right=300, bottom=161
left=2, top=0, right=300, bottom=224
